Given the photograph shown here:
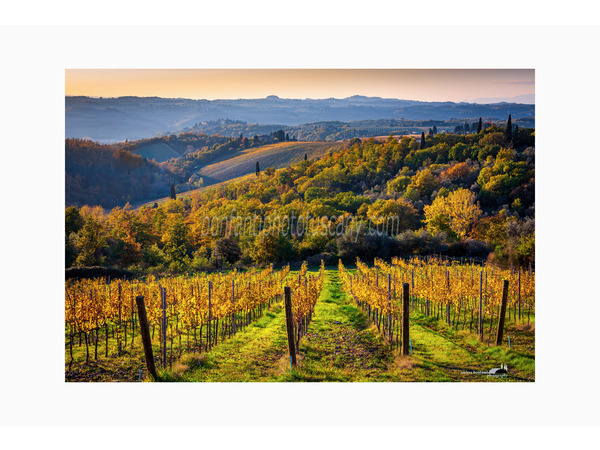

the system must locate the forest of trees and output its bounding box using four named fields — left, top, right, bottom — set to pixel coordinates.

left=169, top=117, right=536, bottom=142
left=65, top=139, right=171, bottom=208
left=66, top=132, right=272, bottom=208
left=66, top=120, right=535, bottom=274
